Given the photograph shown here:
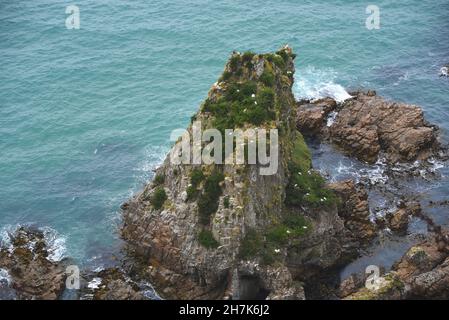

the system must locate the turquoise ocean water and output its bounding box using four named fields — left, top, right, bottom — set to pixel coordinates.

left=1, top=0, right=448, bottom=272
